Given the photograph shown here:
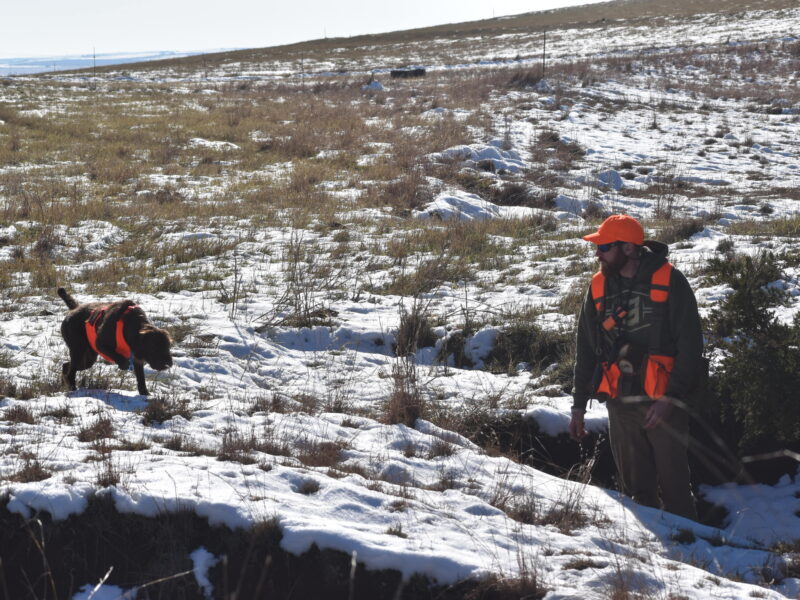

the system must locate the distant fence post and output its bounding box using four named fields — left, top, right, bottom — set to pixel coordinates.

left=541, top=28, right=547, bottom=79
